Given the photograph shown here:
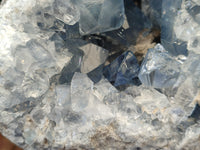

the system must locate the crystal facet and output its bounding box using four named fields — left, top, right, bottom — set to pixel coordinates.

left=103, top=51, right=140, bottom=87
left=139, top=44, right=181, bottom=89
left=77, top=0, right=125, bottom=35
